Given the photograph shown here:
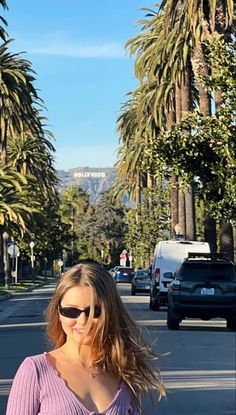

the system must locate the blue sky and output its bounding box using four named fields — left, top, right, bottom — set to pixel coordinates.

left=4, top=0, right=154, bottom=170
